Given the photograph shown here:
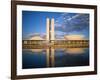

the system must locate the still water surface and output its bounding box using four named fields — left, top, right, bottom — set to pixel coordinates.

left=22, top=48, right=89, bottom=69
